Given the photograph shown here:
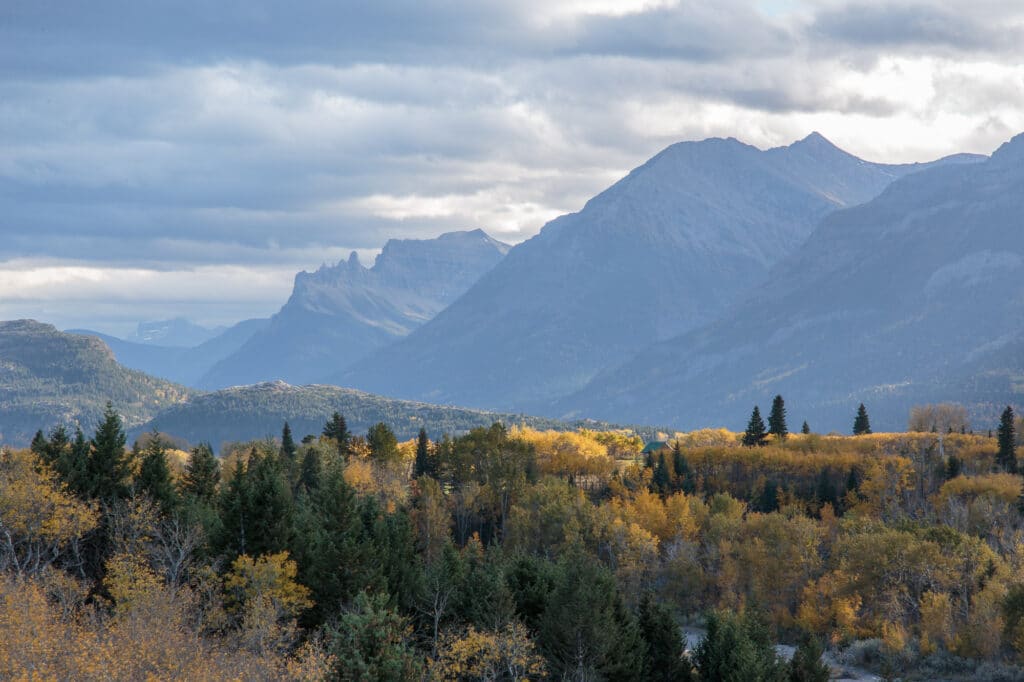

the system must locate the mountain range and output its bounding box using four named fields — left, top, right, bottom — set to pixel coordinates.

left=340, top=133, right=984, bottom=412
left=561, top=134, right=1024, bottom=431
left=197, top=229, right=509, bottom=388
left=6, top=131, right=1019, bottom=437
